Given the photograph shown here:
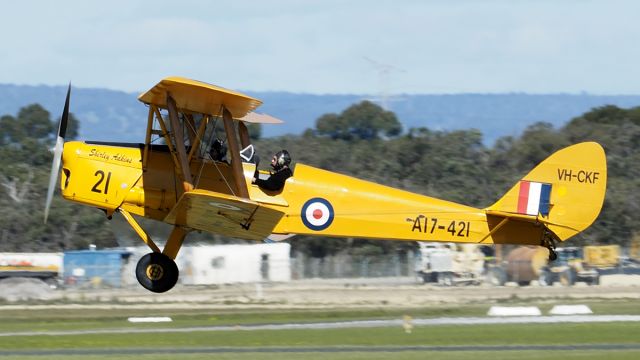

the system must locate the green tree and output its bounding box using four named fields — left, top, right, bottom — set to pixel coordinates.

left=0, top=104, right=116, bottom=252
left=561, top=105, right=640, bottom=246
left=264, top=104, right=640, bottom=256
left=247, top=122, right=262, bottom=141
left=315, top=101, right=402, bottom=140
